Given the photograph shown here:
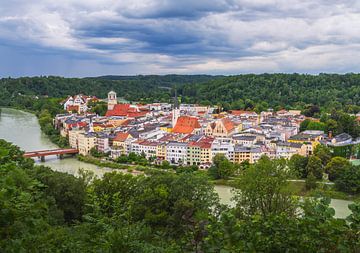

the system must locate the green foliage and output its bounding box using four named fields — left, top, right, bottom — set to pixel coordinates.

left=233, top=156, right=297, bottom=218
left=208, top=154, right=235, bottom=180
left=89, top=147, right=108, bottom=158
left=306, top=155, right=324, bottom=180
left=305, top=173, right=317, bottom=190
left=1, top=139, right=360, bottom=252
left=288, top=154, right=308, bottom=178
left=313, top=144, right=332, bottom=166
left=335, top=165, right=360, bottom=194
left=325, top=156, right=351, bottom=181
